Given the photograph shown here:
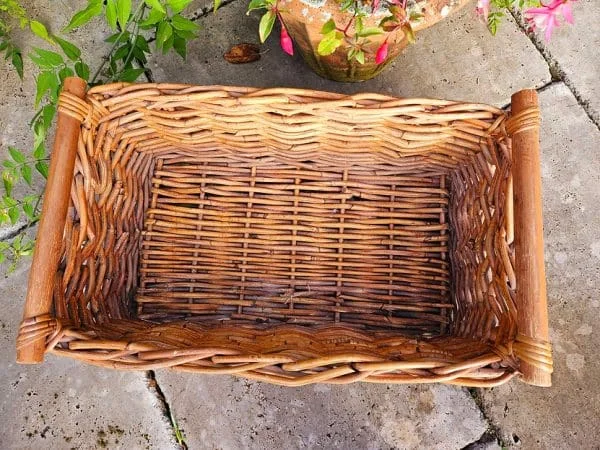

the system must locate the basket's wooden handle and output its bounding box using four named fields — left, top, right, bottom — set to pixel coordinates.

left=16, top=77, right=87, bottom=364
left=510, top=90, right=552, bottom=387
